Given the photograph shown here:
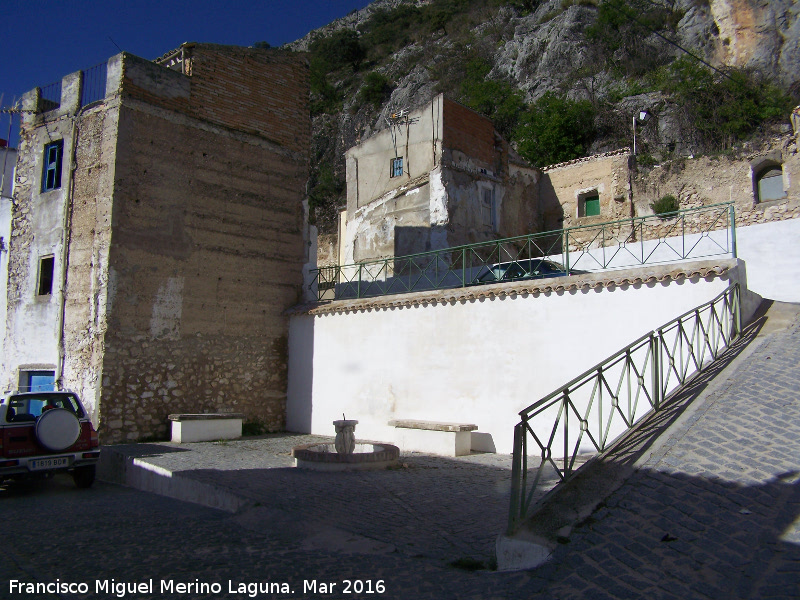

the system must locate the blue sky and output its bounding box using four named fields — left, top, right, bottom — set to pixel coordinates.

left=0, top=0, right=373, bottom=145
